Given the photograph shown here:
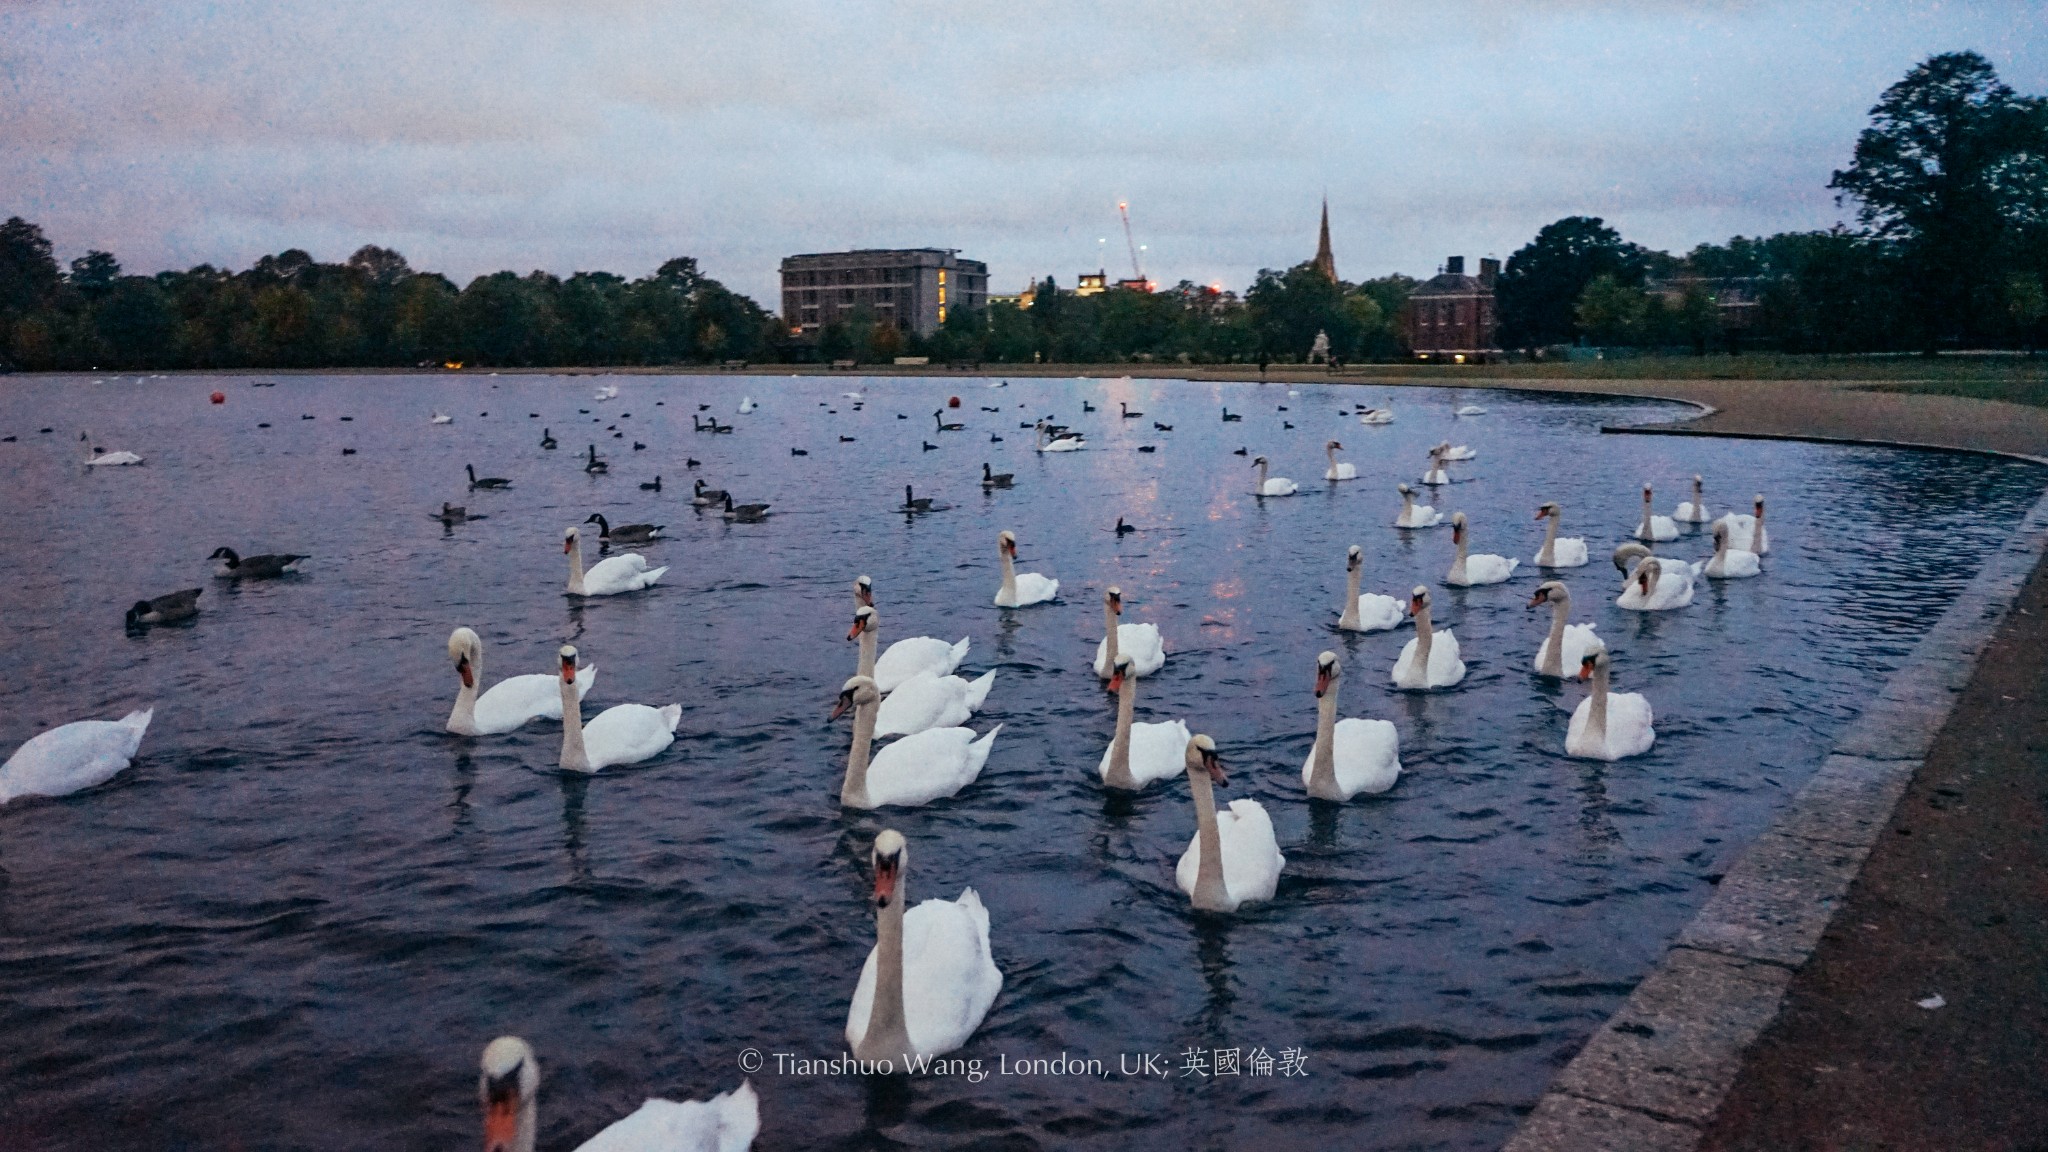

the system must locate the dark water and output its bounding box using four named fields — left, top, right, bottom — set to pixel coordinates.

left=0, top=373, right=2039, bottom=1151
